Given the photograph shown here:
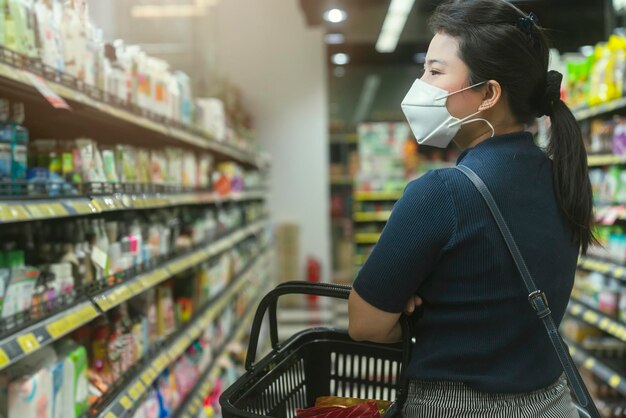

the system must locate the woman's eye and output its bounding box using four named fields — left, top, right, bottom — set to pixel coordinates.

left=430, top=70, right=442, bottom=76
